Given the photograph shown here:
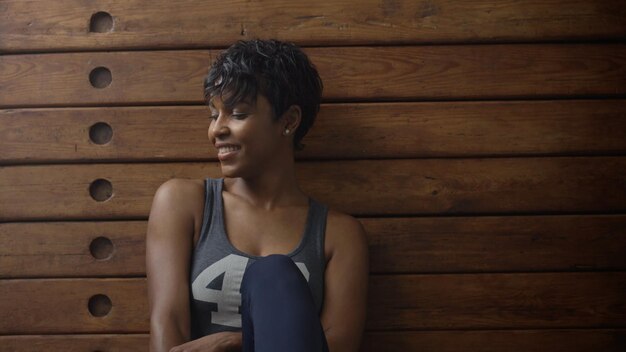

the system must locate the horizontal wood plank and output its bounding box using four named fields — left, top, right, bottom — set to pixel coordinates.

left=1, top=0, right=625, bottom=52
left=0, top=221, right=147, bottom=278
left=0, top=335, right=148, bottom=352
left=2, top=44, right=626, bottom=107
left=361, top=329, right=626, bottom=352
left=363, top=215, right=626, bottom=274
left=0, top=278, right=148, bottom=334
left=1, top=273, right=625, bottom=333
left=368, top=273, right=626, bottom=330
left=2, top=215, right=625, bottom=278
left=1, top=330, right=625, bottom=352
left=1, top=157, right=625, bottom=220
left=2, top=99, right=626, bottom=163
